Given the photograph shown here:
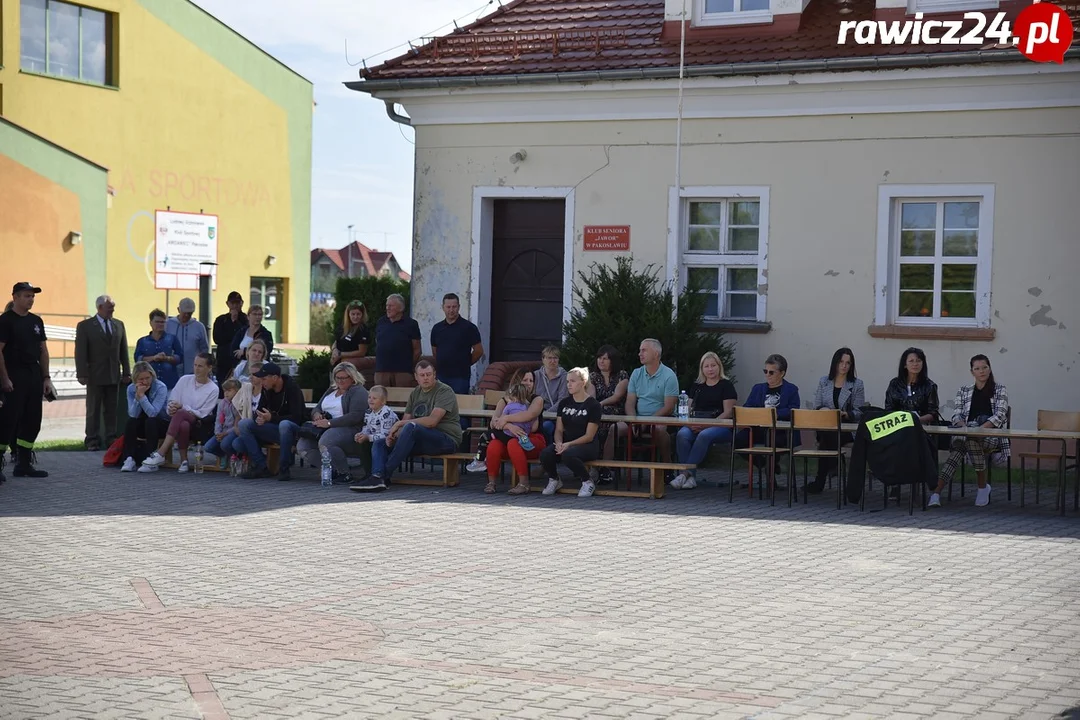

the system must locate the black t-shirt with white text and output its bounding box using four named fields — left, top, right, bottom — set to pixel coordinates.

left=557, top=395, right=603, bottom=444
left=0, top=310, right=46, bottom=371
